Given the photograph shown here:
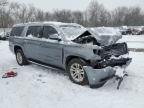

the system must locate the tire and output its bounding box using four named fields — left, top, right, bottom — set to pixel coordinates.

left=90, top=82, right=106, bottom=88
left=15, top=49, right=29, bottom=66
left=66, top=58, right=88, bottom=85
